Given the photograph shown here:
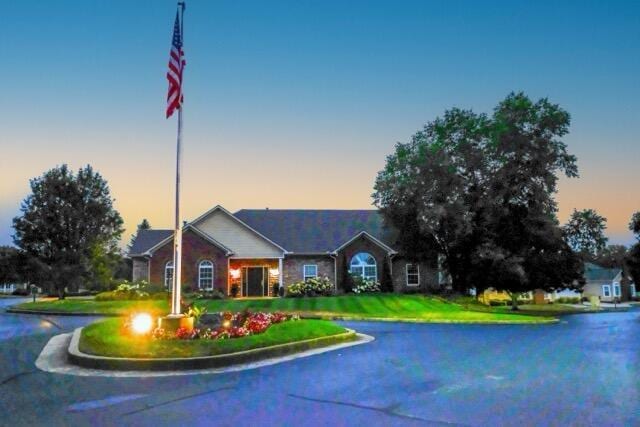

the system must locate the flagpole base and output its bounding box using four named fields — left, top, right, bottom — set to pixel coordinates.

left=158, top=315, right=194, bottom=333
